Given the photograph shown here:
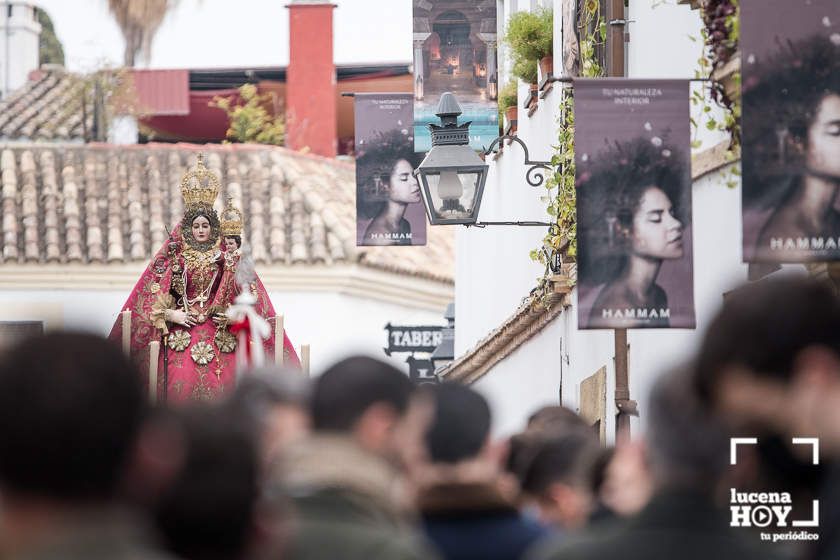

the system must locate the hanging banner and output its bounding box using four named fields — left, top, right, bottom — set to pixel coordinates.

left=742, top=0, right=840, bottom=262
left=575, top=79, right=695, bottom=329
left=412, top=1, right=498, bottom=152
left=355, top=93, right=427, bottom=247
